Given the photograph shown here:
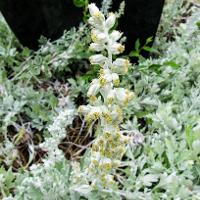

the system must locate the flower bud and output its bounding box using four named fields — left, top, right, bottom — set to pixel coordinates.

left=78, top=105, right=90, bottom=115
left=112, top=73, right=120, bottom=86
left=101, top=69, right=113, bottom=83
left=110, top=43, right=125, bottom=55
left=114, top=88, right=135, bottom=105
left=102, top=112, right=112, bottom=123
left=89, top=43, right=105, bottom=52
left=87, top=79, right=101, bottom=97
left=89, top=95, right=98, bottom=103
left=87, top=108, right=101, bottom=121
left=88, top=4, right=105, bottom=27
left=88, top=3, right=100, bottom=17
left=113, top=58, right=130, bottom=67
left=89, top=54, right=107, bottom=65
left=111, top=58, right=130, bottom=74
left=112, top=160, right=121, bottom=168
left=106, top=89, right=115, bottom=104
left=91, top=30, right=107, bottom=43
left=110, top=105, right=123, bottom=123
left=110, top=30, right=122, bottom=42
left=105, top=13, right=116, bottom=30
